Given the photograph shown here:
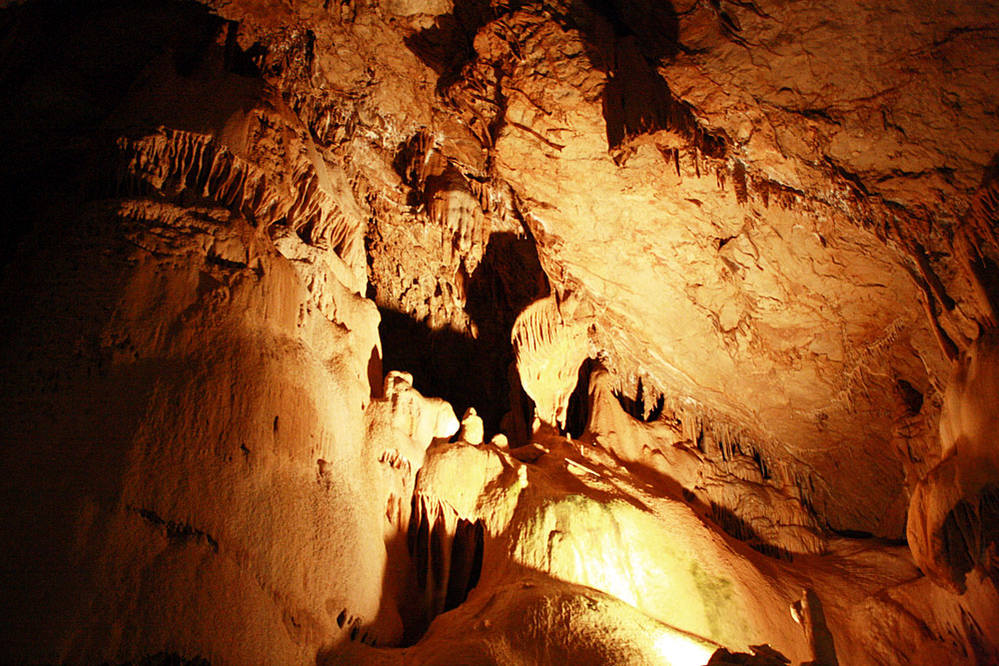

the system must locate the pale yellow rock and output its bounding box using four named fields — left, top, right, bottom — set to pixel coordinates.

left=459, top=407, right=485, bottom=445
left=512, top=295, right=589, bottom=431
